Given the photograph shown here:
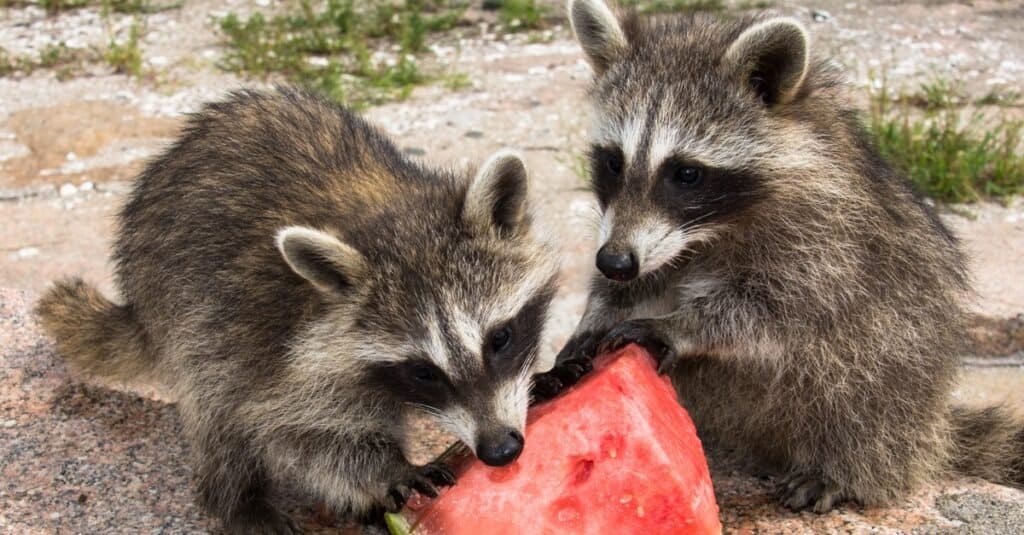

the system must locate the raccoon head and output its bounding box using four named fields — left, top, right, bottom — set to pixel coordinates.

left=569, top=0, right=814, bottom=283
left=277, top=150, right=558, bottom=467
